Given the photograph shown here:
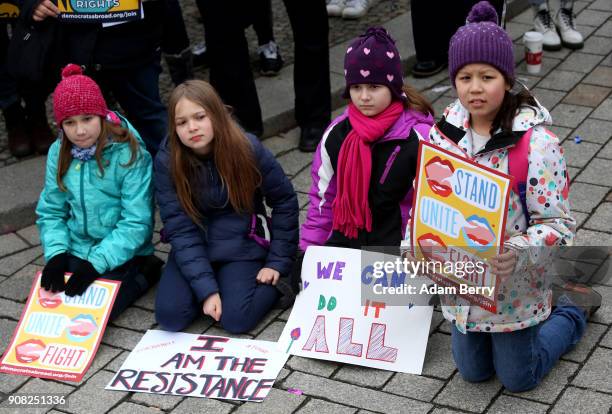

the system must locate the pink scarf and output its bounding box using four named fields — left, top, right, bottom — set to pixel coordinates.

left=332, top=101, right=404, bottom=239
